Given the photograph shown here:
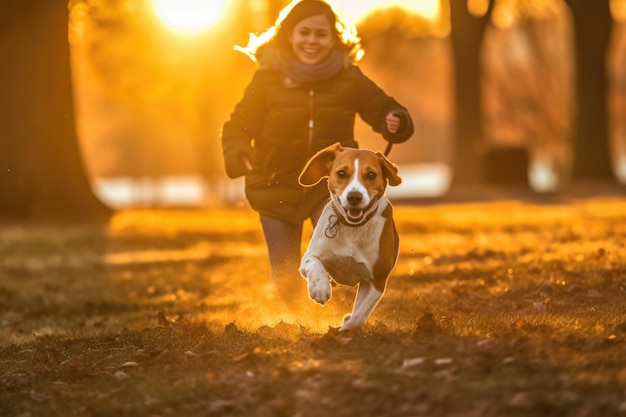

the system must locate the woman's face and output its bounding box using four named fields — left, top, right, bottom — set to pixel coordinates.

left=289, top=14, right=335, bottom=65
